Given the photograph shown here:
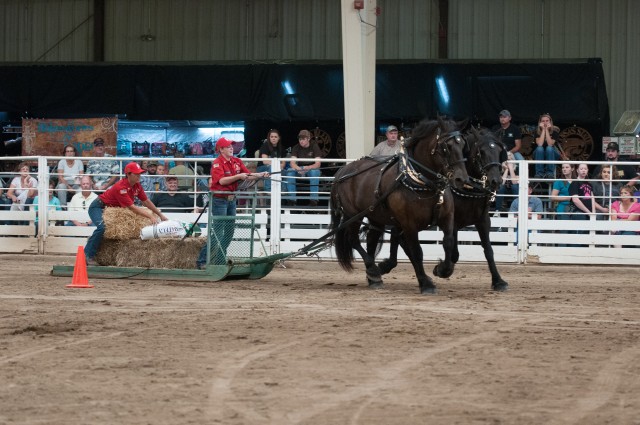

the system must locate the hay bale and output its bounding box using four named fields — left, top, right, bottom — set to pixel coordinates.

left=103, top=207, right=159, bottom=240
left=96, top=238, right=206, bottom=269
